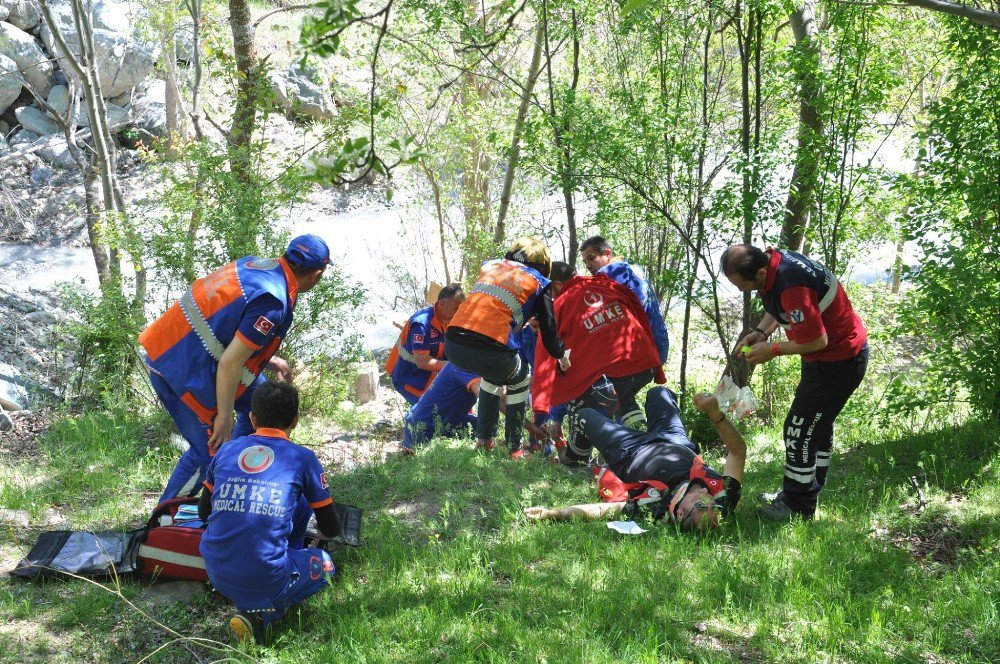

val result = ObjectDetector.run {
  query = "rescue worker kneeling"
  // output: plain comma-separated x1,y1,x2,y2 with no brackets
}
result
524,388,745,531
386,284,465,405
444,237,570,458
198,382,342,644
400,362,482,452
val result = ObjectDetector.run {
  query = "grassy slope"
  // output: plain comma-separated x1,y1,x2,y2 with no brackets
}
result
1,401,998,663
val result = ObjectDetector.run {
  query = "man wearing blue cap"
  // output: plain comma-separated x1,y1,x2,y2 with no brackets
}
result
140,235,330,507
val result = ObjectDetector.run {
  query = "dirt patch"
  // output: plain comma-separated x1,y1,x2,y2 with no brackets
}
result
385,497,441,527
883,511,980,568
0,410,51,461
0,619,74,663
691,620,766,663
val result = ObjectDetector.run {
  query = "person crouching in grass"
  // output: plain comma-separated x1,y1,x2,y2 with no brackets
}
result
198,381,342,644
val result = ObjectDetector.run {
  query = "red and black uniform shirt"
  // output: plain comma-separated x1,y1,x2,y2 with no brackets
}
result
760,249,867,362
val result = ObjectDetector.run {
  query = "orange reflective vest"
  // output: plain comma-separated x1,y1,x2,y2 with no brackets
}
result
139,257,298,424
448,259,549,349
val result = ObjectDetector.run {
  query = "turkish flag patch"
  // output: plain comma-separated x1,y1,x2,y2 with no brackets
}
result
413,333,424,344
320,472,329,489
254,316,275,335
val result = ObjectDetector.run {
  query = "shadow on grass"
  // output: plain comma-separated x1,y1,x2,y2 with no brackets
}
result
5,415,999,662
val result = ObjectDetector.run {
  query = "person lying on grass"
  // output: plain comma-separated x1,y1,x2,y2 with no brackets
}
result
524,389,746,531
198,381,342,644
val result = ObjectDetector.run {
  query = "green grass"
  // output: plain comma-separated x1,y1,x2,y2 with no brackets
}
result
1,406,998,663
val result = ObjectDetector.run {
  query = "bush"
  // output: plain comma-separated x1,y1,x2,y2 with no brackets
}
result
56,279,145,409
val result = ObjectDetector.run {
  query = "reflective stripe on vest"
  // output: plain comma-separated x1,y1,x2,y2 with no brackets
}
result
471,282,525,329
394,337,418,365
178,290,256,388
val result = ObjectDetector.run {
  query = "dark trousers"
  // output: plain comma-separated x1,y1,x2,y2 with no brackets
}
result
577,387,697,480
444,338,531,452
782,344,869,514
609,369,655,429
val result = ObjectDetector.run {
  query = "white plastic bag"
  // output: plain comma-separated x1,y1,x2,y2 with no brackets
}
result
714,375,758,421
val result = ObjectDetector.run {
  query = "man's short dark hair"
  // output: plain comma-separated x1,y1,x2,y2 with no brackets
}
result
550,261,576,283
579,236,613,254
720,244,769,280
251,381,299,430
437,283,464,301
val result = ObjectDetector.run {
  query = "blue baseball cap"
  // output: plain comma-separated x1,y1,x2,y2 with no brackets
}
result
285,234,330,270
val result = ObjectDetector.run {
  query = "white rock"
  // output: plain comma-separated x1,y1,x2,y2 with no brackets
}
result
0,21,55,96
40,0,159,98
0,53,21,114
15,105,59,135
44,86,129,128
130,90,166,137
2,0,40,31
0,506,28,525
108,88,132,107
353,361,379,404
269,64,336,121
141,78,166,105
8,127,38,146
31,134,76,167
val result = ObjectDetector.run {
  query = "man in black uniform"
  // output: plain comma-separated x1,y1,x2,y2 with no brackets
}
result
722,244,868,522
525,388,745,531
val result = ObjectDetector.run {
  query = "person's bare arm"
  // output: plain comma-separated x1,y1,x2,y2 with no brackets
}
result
523,502,626,522
208,337,256,452
414,353,447,372
735,312,779,351
266,355,293,382
692,393,746,482
744,332,828,366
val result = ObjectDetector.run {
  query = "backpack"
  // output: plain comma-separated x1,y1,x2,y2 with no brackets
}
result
10,498,365,581
137,497,208,581
9,497,205,581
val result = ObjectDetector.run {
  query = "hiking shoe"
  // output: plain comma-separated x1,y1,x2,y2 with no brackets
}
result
230,611,266,644
758,489,784,504
756,497,813,523
509,448,526,460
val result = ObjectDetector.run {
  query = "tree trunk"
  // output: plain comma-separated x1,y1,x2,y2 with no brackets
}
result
900,0,1000,31
542,1,579,258
495,18,546,245
186,0,205,139
460,0,493,276
781,0,822,252
420,162,451,284
228,0,259,183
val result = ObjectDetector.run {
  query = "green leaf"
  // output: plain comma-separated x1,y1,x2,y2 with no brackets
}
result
621,0,650,17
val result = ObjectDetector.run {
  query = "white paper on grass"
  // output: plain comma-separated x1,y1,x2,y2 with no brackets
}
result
607,521,648,535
